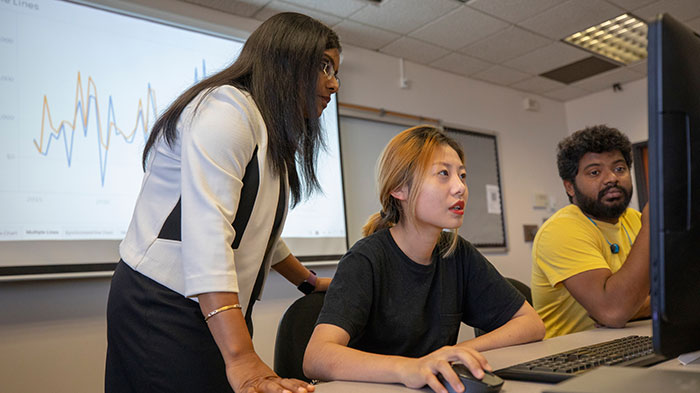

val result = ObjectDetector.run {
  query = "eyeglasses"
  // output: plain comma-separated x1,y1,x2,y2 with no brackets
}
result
320,60,340,88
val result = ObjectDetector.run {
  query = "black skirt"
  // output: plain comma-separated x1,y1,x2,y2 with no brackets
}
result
105,261,233,393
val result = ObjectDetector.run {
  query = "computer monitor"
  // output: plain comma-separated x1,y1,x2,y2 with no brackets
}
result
648,13,700,358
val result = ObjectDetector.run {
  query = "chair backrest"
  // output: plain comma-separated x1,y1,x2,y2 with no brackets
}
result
273,292,325,382
473,277,532,337
506,277,533,305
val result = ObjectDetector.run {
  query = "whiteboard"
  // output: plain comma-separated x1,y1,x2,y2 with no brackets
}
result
340,116,506,249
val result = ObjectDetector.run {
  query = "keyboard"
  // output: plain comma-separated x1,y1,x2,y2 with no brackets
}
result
494,335,667,383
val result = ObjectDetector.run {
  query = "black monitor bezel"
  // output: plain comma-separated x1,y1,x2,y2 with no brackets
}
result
648,13,700,358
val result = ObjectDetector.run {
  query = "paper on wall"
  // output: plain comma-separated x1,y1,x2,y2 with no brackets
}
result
486,184,501,214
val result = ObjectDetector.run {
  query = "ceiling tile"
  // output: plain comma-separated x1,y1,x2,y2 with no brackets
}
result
254,0,342,26
468,0,567,23
459,26,552,63
430,53,492,77
541,56,620,84
380,37,450,65
349,0,459,35
505,42,589,75
333,20,401,50
409,7,510,50
471,65,532,85
182,0,268,17
279,0,368,18
177,0,693,99
571,67,645,92
519,0,625,39
510,76,568,94
542,85,591,101
634,0,700,23
605,0,657,10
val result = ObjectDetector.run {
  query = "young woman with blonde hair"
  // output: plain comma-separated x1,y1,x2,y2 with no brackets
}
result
304,125,544,393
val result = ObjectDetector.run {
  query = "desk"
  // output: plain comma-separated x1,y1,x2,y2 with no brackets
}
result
314,320,700,393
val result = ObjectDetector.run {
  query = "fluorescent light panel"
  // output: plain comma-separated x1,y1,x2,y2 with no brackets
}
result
563,13,648,65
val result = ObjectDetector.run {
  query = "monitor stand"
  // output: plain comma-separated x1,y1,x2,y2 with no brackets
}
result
543,366,700,393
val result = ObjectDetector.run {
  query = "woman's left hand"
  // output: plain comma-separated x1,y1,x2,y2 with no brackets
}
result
272,253,332,292
313,277,331,292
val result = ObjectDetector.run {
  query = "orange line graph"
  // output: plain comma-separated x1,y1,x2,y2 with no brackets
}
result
33,71,157,185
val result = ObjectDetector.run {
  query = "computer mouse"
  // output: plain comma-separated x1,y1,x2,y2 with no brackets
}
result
437,363,504,393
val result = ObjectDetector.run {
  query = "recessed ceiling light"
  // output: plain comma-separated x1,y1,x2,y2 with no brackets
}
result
563,13,648,65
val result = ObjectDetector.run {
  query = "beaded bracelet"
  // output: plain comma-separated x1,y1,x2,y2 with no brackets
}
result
204,304,242,322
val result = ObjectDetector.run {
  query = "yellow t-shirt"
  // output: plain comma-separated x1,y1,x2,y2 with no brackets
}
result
531,204,642,339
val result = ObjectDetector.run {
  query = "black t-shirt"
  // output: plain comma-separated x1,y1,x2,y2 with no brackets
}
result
317,229,524,358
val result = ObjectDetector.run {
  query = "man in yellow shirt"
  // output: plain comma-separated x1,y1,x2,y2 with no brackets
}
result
532,125,650,338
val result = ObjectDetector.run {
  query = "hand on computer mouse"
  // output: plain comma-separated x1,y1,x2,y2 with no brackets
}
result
395,345,491,393
437,363,504,393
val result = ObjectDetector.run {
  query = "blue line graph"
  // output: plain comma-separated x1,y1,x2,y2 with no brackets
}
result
3,0,248,243
194,59,207,82
34,61,208,187
33,72,156,186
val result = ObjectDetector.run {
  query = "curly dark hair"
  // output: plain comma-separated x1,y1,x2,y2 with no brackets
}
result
557,125,632,201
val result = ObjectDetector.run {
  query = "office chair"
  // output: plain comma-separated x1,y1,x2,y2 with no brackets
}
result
473,277,532,337
273,292,325,382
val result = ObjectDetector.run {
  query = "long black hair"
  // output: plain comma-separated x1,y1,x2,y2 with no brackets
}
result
142,12,341,206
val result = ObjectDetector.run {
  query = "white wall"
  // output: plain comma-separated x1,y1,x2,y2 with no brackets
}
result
564,77,649,211
0,267,334,393
0,278,109,393
565,78,648,143
0,2,611,392
337,45,570,282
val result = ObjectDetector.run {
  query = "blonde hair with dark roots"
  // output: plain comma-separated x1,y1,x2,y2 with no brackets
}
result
361,125,465,257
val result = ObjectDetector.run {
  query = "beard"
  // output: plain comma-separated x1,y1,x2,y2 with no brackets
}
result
574,182,633,220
